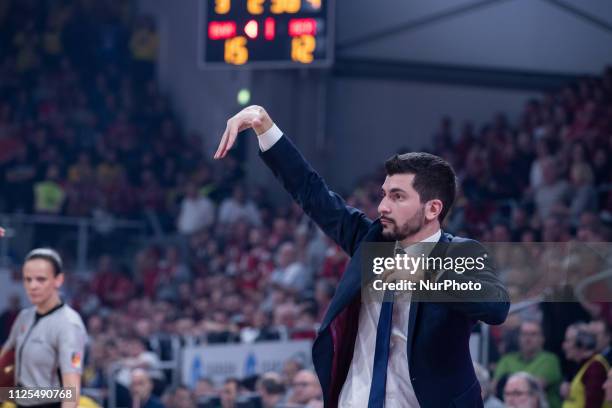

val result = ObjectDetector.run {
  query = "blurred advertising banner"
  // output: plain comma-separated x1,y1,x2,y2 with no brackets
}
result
182,340,312,385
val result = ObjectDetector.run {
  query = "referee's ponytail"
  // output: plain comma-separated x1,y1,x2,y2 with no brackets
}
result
24,248,63,276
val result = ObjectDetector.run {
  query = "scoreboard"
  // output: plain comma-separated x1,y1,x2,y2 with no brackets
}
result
200,0,333,68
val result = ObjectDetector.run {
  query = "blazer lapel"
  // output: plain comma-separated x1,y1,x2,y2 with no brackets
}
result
406,231,452,360
319,221,389,332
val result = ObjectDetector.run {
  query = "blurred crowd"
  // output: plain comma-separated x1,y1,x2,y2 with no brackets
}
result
1,1,612,407
474,319,612,408
0,0,243,231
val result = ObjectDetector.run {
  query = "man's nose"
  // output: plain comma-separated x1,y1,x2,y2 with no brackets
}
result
378,198,390,215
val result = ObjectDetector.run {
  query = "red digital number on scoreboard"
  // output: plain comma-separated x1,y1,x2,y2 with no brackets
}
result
288,18,316,36
208,21,237,40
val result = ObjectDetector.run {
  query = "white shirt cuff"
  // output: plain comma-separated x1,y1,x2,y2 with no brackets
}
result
258,124,283,152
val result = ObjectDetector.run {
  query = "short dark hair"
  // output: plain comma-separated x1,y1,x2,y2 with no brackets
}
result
24,248,63,276
384,152,457,222
259,377,286,395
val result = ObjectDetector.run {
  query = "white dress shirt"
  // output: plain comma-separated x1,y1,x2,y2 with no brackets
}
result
258,126,441,407
257,124,283,151
338,229,440,408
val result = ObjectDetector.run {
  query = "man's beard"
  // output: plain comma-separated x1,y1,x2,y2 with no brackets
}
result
381,205,425,241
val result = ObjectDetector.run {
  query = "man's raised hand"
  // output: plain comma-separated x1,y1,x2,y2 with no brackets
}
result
213,105,273,159
0,227,5,238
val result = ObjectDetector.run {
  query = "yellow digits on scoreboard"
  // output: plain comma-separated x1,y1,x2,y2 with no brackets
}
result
215,0,231,14
291,34,315,63
286,0,301,13
271,0,283,13
247,0,265,14
224,36,248,65
271,0,301,14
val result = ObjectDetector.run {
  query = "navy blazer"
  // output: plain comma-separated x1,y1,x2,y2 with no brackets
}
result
260,135,510,407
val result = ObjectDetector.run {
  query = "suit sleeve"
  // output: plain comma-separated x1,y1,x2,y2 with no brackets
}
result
433,239,510,325
260,135,372,256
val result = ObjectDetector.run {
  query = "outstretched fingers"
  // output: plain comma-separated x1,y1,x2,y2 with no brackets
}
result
214,107,263,159
221,122,238,158
214,125,229,159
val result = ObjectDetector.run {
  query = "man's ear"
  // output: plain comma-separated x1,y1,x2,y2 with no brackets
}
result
426,199,443,221
54,273,65,289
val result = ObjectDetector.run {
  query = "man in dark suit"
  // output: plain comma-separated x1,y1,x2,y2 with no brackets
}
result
214,106,510,407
